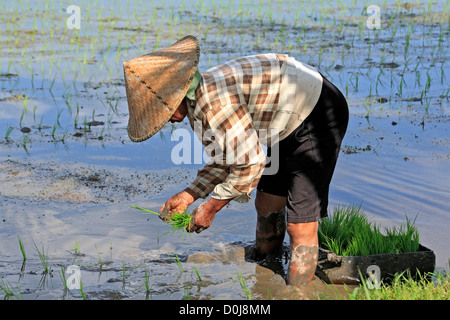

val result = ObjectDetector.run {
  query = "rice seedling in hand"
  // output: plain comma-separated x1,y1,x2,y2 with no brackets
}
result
131,206,193,239
164,211,193,239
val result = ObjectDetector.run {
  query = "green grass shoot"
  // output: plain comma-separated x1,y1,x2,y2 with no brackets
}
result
94,243,103,268
33,241,51,274
168,251,184,272
139,268,152,295
327,270,450,300
5,126,13,140
0,279,23,300
73,239,81,255
183,280,191,300
18,236,26,261
79,278,87,300
192,263,202,281
59,265,68,290
318,204,420,256
236,272,251,300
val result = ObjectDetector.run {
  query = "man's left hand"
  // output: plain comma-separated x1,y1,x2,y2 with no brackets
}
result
188,197,231,233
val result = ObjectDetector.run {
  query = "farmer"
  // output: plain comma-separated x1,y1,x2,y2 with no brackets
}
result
123,36,348,286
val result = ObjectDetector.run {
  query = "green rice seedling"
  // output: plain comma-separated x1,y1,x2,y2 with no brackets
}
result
318,205,420,256
56,109,64,127
49,74,56,92
18,235,26,261
61,129,69,143
166,211,193,239
192,263,202,281
404,23,412,59
31,71,35,89
94,243,103,269
139,268,152,296
83,116,88,133
236,272,251,300
22,95,28,113
384,215,420,254
364,97,377,119
32,105,37,123
183,280,192,300
51,124,57,139
19,110,25,128
121,263,141,285
168,251,184,272
59,265,68,290
72,240,81,256
130,206,160,216
98,126,105,140
0,279,23,300
5,126,13,140
33,241,51,274
22,134,30,154
79,278,87,300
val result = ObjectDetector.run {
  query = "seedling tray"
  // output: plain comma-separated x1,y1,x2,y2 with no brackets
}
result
316,244,436,285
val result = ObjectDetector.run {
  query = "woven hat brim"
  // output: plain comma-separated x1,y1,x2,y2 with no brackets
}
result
124,35,200,142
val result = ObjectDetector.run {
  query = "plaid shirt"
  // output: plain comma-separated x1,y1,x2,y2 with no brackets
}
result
185,53,321,203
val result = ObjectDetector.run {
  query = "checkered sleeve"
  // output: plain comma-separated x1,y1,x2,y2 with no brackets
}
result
186,105,266,203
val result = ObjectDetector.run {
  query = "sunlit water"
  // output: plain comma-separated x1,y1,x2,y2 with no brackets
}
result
0,0,449,299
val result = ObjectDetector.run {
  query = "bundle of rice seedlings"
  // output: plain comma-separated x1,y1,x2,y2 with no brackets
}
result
318,205,420,256
130,206,192,240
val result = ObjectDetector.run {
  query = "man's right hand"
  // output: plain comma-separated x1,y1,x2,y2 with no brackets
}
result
159,189,198,221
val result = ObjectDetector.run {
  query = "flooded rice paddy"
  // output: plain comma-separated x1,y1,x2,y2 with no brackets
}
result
0,0,449,300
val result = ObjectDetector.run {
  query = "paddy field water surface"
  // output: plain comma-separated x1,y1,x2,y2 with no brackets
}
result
0,0,449,300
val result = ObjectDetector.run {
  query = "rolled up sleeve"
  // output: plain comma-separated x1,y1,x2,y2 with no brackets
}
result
187,105,266,203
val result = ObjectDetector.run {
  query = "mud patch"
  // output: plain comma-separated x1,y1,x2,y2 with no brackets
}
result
0,159,195,205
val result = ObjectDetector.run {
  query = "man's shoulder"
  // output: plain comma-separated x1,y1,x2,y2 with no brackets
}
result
195,53,284,114
202,53,282,77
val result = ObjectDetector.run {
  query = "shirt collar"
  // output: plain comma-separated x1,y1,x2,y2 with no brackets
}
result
185,69,202,101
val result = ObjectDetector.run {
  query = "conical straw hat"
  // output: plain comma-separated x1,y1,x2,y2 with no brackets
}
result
123,35,200,142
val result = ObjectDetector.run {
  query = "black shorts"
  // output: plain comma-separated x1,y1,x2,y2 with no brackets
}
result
257,75,349,224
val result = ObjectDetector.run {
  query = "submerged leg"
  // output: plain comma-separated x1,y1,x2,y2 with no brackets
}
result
255,190,287,256
286,221,319,286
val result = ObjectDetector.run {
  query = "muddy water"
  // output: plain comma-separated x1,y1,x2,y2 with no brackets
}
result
0,108,448,300
1,0,449,300
0,152,353,300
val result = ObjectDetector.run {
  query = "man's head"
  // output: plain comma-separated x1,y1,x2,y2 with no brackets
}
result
169,99,188,123
123,35,200,142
